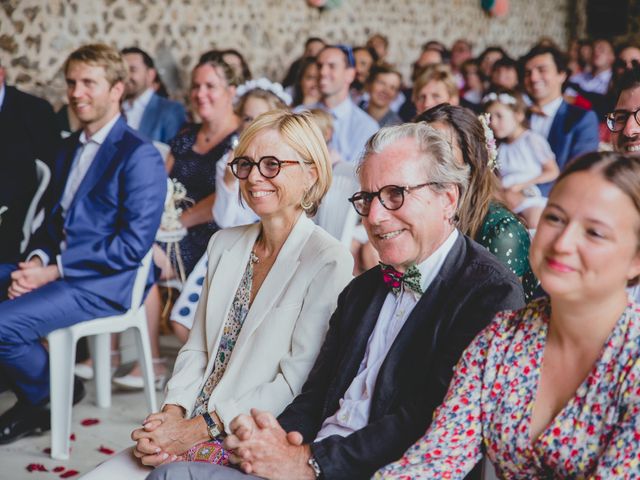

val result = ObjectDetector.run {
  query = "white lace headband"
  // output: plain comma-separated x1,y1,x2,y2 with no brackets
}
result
235,77,292,106
478,113,499,171
482,92,517,106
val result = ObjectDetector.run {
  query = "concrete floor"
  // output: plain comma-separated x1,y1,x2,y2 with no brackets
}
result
0,335,179,480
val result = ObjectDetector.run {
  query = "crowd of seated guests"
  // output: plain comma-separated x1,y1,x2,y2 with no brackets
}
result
0,29,639,480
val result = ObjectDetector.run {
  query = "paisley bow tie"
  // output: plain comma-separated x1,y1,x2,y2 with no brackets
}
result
379,263,423,296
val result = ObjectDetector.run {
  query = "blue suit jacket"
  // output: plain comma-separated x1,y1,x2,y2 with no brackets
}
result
138,93,186,144
540,100,599,195
29,116,167,309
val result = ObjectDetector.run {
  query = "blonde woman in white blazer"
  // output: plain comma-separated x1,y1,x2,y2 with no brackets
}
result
81,110,353,479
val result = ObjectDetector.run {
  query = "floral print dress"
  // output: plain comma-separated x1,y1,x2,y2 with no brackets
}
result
375,298,640,479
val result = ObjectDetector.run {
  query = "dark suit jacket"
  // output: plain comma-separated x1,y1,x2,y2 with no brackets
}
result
28,116,167,309
138,93,186,144
539,100,599,195
0,85,59,262
278,234,525,480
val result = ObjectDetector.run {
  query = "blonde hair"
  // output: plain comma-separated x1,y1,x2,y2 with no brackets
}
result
63,44,128,87
307,108,334,142
412,64,458,103
234,110,332,217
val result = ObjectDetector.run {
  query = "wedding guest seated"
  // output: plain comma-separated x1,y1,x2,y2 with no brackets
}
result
417,104,539,300
121,47,186,143
366,34,389,62
299,45,379,163
375,151,640,479
0,43,166,444
351,46,378,103
80,110,353,479
362,63,403,127
483,90,559,227
489,56,520,91
112,52,241,390
147,122,525,480
291,57,321,108
282,37,325,89
412,64,459,116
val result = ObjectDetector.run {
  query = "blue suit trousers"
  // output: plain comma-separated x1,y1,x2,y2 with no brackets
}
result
0,265,123,405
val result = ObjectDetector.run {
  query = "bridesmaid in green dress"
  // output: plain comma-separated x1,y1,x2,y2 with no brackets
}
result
416,104,538,300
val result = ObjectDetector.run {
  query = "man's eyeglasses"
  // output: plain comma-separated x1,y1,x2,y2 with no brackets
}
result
605,108,640,133
229,156,300,179
348,182,438,216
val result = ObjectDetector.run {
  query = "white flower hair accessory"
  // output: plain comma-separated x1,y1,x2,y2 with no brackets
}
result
482,92,517,106
478,113,499,171
235,77,292,106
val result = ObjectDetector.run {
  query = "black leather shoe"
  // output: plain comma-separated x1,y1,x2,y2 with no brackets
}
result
0,401,50,445
0,376,86,445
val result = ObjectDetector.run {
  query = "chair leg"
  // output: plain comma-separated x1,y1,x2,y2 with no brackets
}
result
90,333,112,408
133,309,158,413
48,329,76,460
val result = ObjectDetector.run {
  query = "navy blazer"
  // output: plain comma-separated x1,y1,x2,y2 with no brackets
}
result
278,234,525,480
138,93,186,144
28,116,167,309
540,100,599,195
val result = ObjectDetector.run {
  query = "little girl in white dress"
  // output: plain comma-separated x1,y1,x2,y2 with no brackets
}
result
483,90,559,228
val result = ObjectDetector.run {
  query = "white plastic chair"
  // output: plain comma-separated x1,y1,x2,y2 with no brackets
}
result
47,250,157,460
20,159,51,253
314,166,360,247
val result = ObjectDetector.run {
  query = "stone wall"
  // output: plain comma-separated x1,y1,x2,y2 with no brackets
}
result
0,0,571,106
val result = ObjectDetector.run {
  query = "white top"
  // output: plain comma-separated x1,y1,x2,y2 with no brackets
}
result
315,229,459,441
212,152,259,228
498,129,555,189
530,96,563,140
570,69,613,95
29,114,121,274
123,88,154,130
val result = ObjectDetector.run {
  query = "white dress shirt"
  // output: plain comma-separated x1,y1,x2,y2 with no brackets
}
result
529,96,563,140
29,114,121,274
122,88,154,130
315,229,459,441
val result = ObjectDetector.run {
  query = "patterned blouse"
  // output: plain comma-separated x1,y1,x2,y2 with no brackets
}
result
476,202,538,302
191,252,259,418
374,298,640,480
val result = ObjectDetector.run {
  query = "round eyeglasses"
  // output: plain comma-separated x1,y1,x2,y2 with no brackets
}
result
348,182,438,216
229,156,300,179
605,108,640,133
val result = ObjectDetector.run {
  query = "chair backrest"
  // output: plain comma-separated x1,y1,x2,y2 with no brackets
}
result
21,159,51,253
130,250,154,310
314,166,360,247
153,141,171,162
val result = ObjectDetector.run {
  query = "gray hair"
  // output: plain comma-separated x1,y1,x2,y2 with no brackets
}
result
359,123,470,212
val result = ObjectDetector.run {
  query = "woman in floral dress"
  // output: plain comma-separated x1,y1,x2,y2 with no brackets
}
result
375,151,640,479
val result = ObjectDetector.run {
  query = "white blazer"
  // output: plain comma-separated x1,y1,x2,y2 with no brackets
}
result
163,214,353,430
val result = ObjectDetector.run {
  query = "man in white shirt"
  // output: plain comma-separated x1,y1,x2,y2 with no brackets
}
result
523,45,599,195
146,123,525,480
301,45,379,163
121,47,186,143
0,44,166,444
569,38,614,96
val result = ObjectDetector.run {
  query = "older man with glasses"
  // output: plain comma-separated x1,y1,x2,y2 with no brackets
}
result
148,123,525,480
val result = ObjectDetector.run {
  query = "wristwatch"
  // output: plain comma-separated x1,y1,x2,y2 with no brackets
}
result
307,456,322,479
202,412,222,439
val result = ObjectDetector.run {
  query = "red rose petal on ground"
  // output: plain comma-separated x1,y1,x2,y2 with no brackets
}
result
42,448,51,454
26,463,48,472
98,445,115,455
60,470,79,478
80,418,100,426
53,466,65,472
70,433,76,440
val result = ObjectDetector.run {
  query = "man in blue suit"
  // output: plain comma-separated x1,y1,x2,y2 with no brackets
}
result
0,44,166,444
523,45,599,195
121,47,186,144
